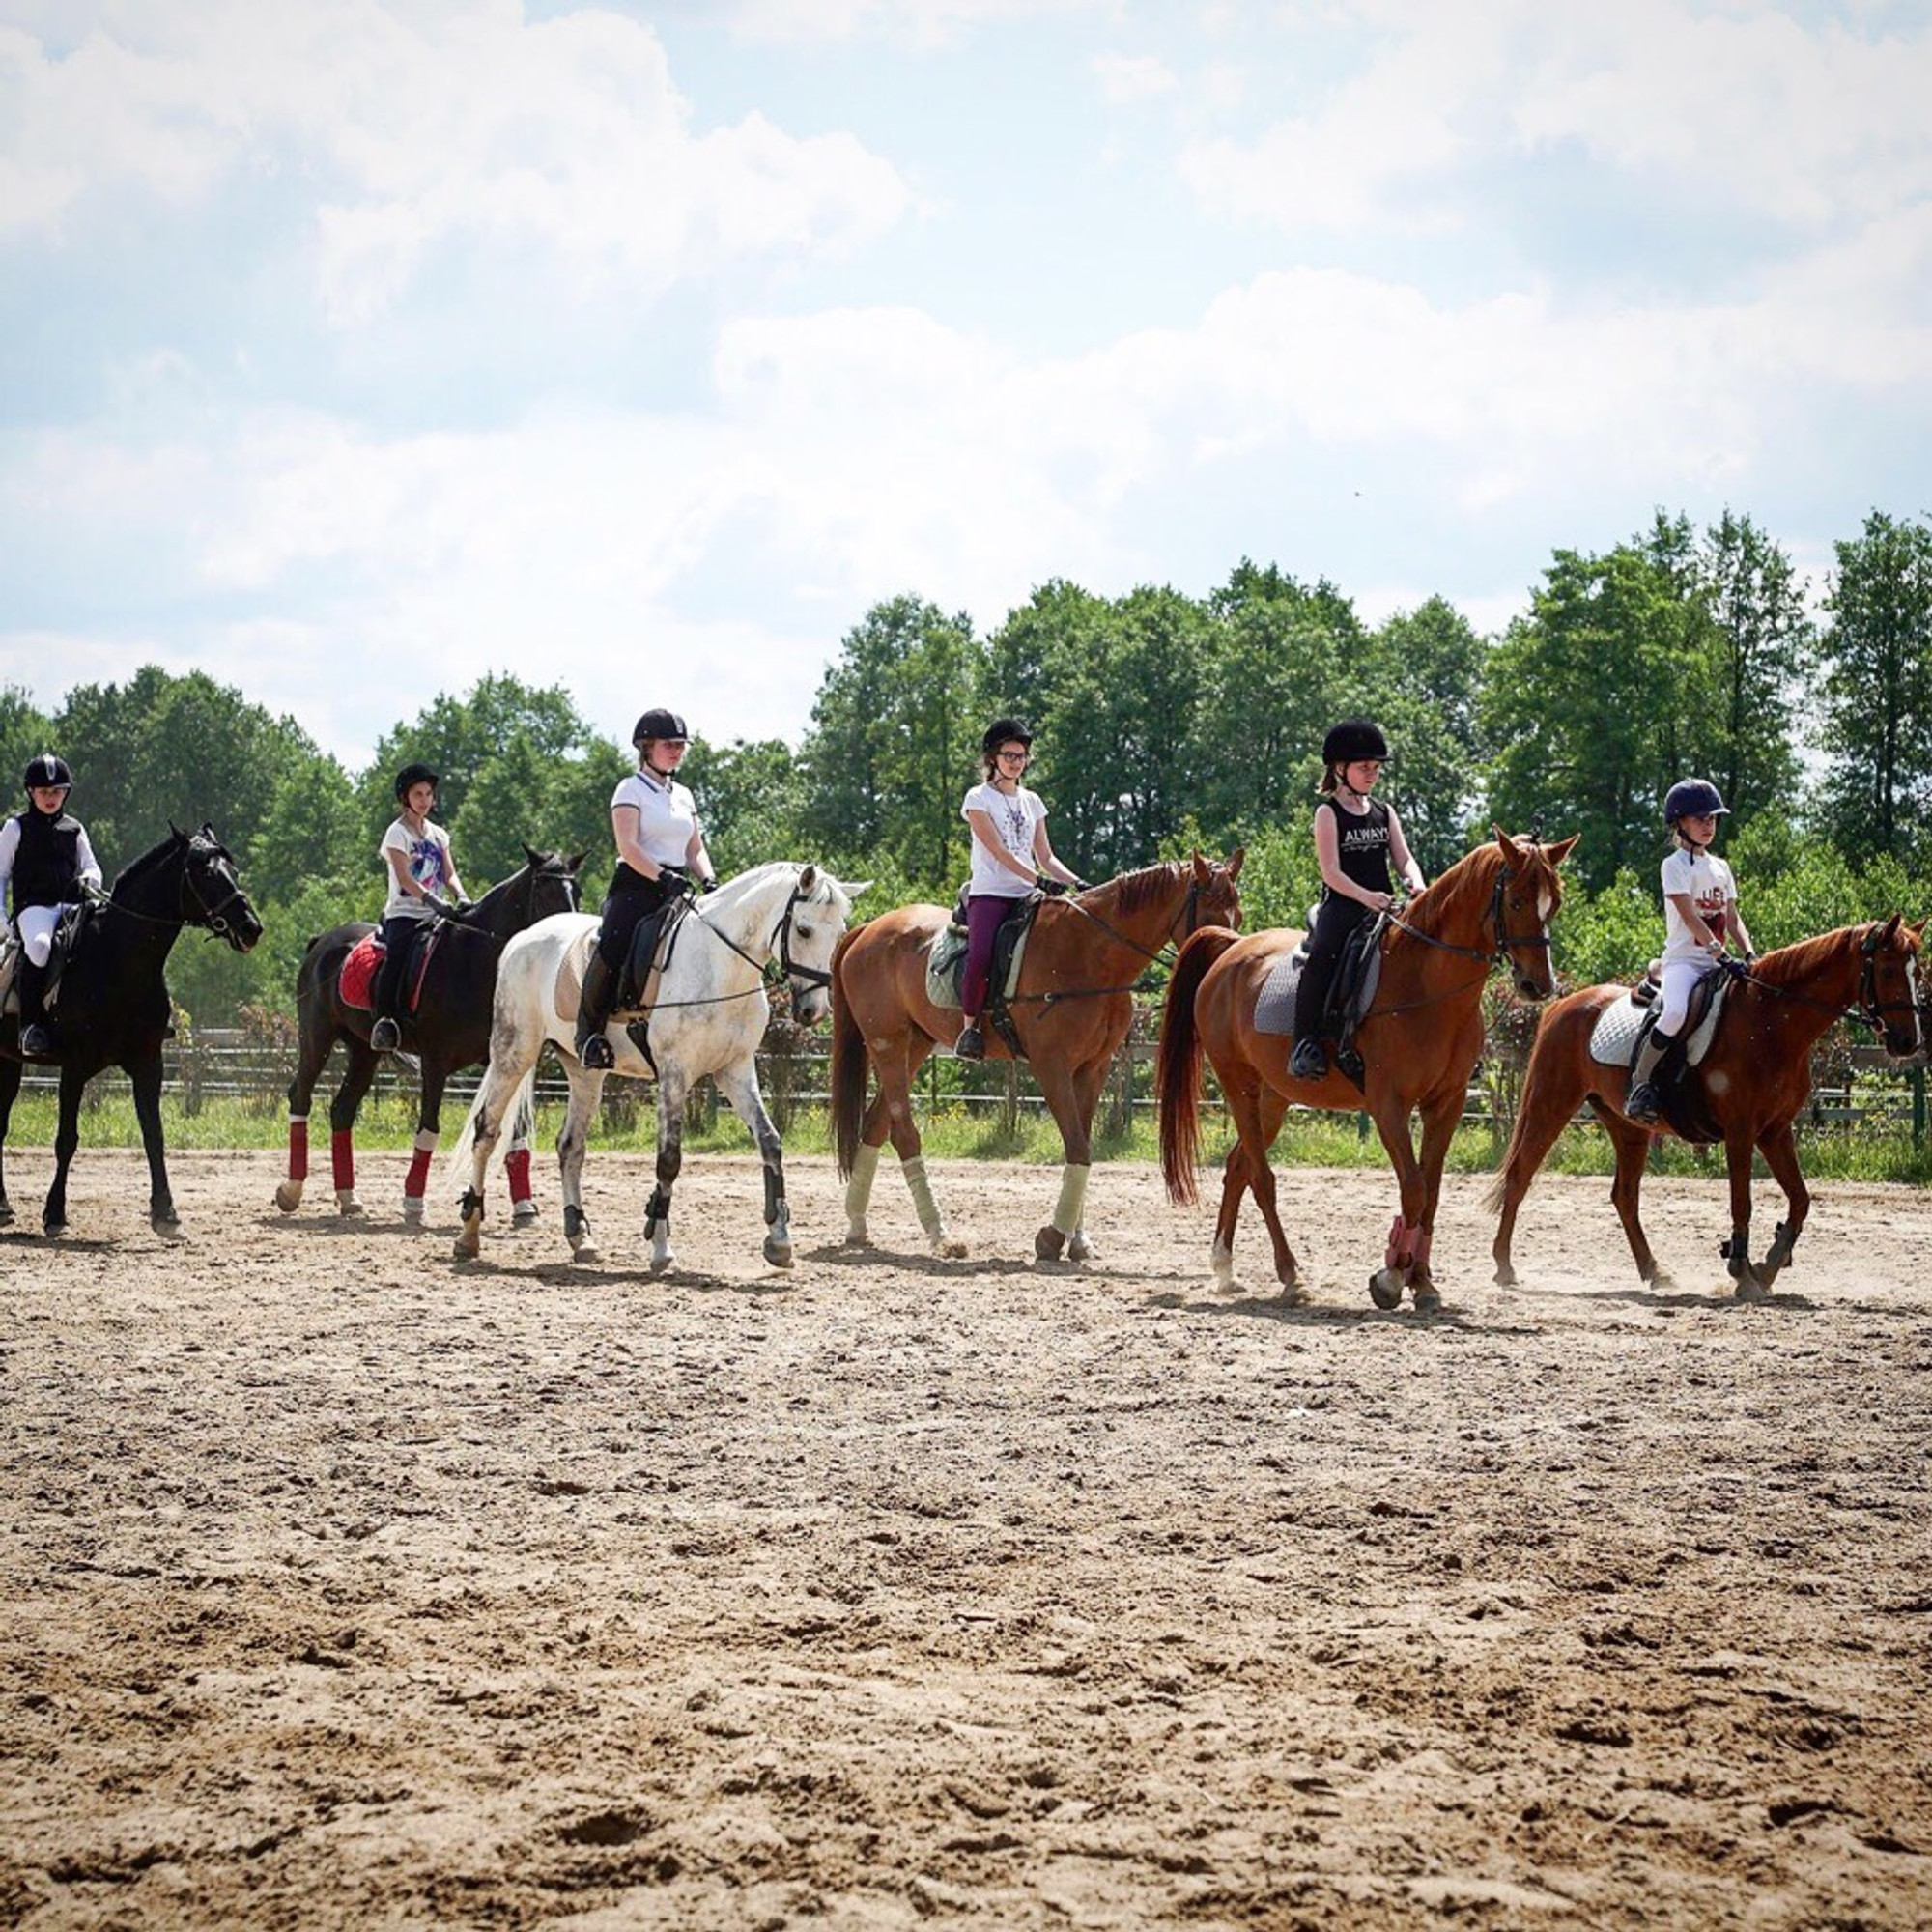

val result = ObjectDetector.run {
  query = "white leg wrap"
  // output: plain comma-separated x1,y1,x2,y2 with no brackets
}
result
844,1143,881,1231
901,1154,947,1237
1052,1164,1091,1237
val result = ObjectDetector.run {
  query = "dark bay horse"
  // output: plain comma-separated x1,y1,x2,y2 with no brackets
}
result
276,846,582,1225
1490,916,1926,1297
833,852,1245,1262
0,824,263,1236
1159,830,1578,1311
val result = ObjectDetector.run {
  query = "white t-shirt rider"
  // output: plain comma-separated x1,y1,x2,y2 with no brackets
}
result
381,817,455,921
1661,846,1737,965
960,781,1047,898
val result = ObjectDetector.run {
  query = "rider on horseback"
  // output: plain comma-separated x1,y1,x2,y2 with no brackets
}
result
369,763,469,1052
577,708,718,1070
1625,777,1756,1125
955,717,1085,1061
1,753,103,1059
1290,720,1426,1083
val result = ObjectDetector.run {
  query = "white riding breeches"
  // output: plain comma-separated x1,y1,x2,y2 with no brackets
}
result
1656,956,1710,1037
16,903,64,967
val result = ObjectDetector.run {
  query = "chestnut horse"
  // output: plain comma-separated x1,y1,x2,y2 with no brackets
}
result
1490,916,1926,1298
1159,830,1578,1311
833,852,1245,1262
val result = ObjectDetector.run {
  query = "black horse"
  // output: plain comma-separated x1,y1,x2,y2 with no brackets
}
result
0,823,264,1237
276,845,582,1224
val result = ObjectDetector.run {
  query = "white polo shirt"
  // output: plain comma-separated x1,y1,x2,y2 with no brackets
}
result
612,769,699,868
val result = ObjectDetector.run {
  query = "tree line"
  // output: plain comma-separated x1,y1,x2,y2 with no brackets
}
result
3,506,1926,1030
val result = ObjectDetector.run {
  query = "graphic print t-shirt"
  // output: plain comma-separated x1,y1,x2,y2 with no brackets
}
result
382,817,453,919
1661,846,1737,964
961,782,1046,897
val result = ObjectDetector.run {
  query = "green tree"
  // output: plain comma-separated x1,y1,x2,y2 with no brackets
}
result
681,737,810,880
1818,511,1932,867
0,684,56,792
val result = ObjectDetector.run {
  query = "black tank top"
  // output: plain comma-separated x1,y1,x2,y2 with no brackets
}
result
1321,795,1392,901
9,809,85,913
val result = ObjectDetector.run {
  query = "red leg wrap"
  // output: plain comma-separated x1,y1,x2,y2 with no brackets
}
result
1385,1215,1406,1270
405,1148,433,1201
289,1119,309,1182
331,1128,355,1193
506,1148,532,1203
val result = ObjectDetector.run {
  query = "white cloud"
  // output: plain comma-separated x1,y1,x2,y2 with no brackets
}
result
1091,51,1178,105
722,0,1105,48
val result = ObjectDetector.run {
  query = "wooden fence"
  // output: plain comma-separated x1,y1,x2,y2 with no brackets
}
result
14,1026,1927,1148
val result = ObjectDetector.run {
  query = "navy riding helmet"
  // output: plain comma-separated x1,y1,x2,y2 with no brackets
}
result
1664,778,1727,823
1321,718,1389,766
23,753,73,792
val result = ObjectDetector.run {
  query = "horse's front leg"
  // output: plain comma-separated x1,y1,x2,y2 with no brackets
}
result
717,1058,793,1269
1365,1092,1426,1311
0,1053,21,1226
1720,1126,1765,1299
401,1062,446,1229
1751,1119,1809,1292
327,1044,381,1217
128,1049,180,1236
43,1061,86,1237
1403,1085,1464,1314
644,1072,687,1275
1031,1063,1096,1264
275,1020,335,1214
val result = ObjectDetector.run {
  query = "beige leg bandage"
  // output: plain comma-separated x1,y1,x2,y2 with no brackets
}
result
901,1154,946,1237
1052,1163,1091,1237
844,1143,881,1229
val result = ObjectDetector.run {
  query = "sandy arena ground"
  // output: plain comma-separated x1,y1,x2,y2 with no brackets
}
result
2,1143,1929,1930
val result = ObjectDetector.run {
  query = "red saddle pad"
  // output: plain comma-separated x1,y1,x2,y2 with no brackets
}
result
340,932,382,1010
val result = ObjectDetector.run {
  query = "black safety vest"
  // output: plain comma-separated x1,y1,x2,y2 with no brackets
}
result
9,809,86,913
1321,795,1392,900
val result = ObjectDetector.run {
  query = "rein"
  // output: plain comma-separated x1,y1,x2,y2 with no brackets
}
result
1369,864,1553,1020
92,845,249,938
1009,875,1206,1008
641,875,832,1010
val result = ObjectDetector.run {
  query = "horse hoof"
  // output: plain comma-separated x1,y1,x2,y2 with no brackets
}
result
841,1228,871,1248
511,1201,540,1225
1492,1264,1517,1287
336,1194,365,1218
0,1200,14,1227
931,1235,967,1259
1412,1284,1442,1315
1035,1226,1067,1262
1280,1282,1311,1307
649,1253,674,1276
153,1213,183,1239
764,1238,795,1269
43,1221,67,1239
1067,1234,1094,1263
1368,1267,1405,1310
1734,1271,1771,1302
574,1243,603,1265
273,1181,303,1214
401,1199,425,1230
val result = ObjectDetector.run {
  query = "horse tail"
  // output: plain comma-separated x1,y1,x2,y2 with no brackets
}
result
1483,1001,1568,1214
1158,926,1239,1207
448,1063,534,1191
830,929,870,1179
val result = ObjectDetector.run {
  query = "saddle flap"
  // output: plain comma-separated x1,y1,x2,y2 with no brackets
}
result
553,927,593,1027
924,897,1035,1013
339,931,383,1011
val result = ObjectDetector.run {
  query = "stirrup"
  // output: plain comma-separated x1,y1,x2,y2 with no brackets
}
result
1626,1081,1662,1124
1289,1037,1327,1081
19,1022,59,1060
579,1028,614,1069
955,1023,985,1061
369,1015,401,1051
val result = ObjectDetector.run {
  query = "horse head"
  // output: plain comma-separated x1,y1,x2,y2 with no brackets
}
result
180,823,264,952
772,864,868,1027
521,843,585,921
1862,913,1927,1061
1491,826,1579,1000
1188,847,1245,933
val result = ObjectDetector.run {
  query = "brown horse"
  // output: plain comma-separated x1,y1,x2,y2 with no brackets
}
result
1490,916,1926,1298
833,852,1245,1261
1158,830,1578,1311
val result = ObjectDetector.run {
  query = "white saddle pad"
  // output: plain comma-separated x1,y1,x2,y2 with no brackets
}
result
1587,980,1729,1069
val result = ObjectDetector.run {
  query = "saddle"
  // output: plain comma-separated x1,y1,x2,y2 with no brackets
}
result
1587,961,1733,1143
1254,909,1389,1067
337,920,444,1016
925,893,1039,1052
0,903,89,1017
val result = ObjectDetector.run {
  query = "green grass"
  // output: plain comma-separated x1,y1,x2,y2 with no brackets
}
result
5,1091,1927,1184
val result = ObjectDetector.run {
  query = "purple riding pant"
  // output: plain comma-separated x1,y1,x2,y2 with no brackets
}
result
962,893,1026,1016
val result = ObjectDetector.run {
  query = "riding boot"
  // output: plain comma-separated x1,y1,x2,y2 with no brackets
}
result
1625,1028,1679,1125
369,920,409,1051
577,952,617,1069
1289,1037,1327,1081
955,1020,985,1061
18,961,58,1059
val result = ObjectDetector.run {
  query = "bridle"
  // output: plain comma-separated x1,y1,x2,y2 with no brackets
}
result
1730,923,1926,1051
650,873,837,1009
1384,862,1553,967
96,837,253,937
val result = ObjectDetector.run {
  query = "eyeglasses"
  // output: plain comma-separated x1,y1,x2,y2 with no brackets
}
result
996,750,1030,763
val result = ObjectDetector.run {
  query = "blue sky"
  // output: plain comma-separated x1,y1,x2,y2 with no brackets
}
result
2,0,1928,770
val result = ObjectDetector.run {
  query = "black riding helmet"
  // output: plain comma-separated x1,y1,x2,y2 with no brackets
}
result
393,761,440,802
981,717,1035,759
633,708,690,748
22,753,73,793
1321,719,1390,766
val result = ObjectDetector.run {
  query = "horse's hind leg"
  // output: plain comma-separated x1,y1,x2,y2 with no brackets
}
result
452,1057,524,1262
1210,1085,1289,1291
555,1063,606,1263
1219,1073,1301,1300
400,1061,447,1229
718,1057,793,1268
1492,1056,1591,1286
327,1045,381,1217
43,1062,85,1237
276,1020,335,1213
1751,1119,1808,1292
0,1053,21,1225
1594,1100,1665,1286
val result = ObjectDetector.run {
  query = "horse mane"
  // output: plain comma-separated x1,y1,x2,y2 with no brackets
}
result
1104,861,1187,919
1750,923,1863,986
1406,839,1500,937
108,827,188,897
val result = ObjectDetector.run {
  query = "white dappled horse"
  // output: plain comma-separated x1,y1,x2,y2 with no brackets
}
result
449,862,864,1269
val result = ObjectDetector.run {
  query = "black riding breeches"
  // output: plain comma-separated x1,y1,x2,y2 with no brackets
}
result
1293,897,1371,1041
597,876,676,975
375,914,426,1019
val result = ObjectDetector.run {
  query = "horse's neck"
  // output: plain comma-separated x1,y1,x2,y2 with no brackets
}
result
692,869,791,978
105,854,185,959
1757,938,1860,1042
1385,861,1493,983
473,869,528,936
1086,879,1186,961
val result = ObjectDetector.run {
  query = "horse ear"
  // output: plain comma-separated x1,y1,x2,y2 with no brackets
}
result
1492,824,1524,863
1913,916,1928,939
1226,845,1246,879
1190,851,1208,880
1880,911,1902,939
797,864,818,895
568,851,586,872
170,819,185,840
838,878,874,903
523,841,540,866
1545,833,1580,867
